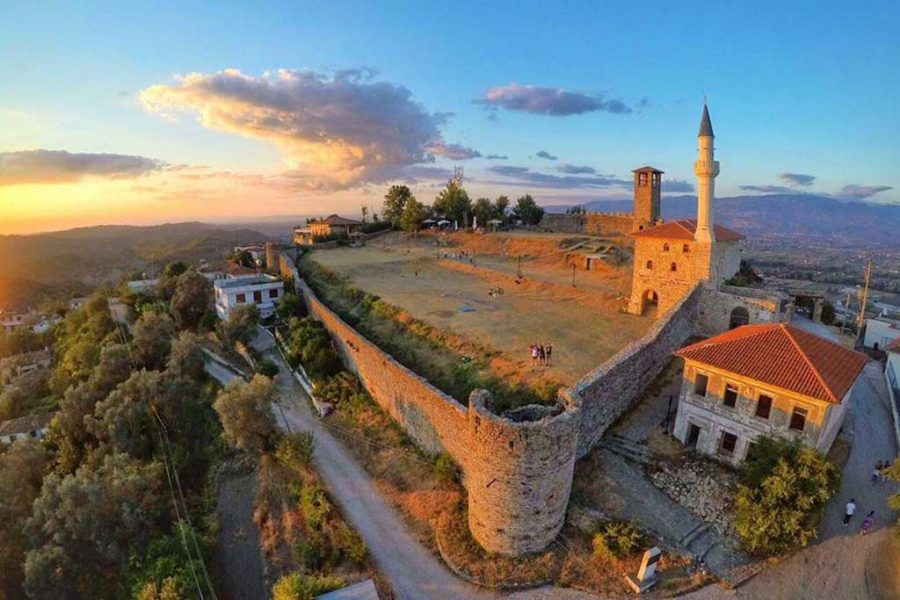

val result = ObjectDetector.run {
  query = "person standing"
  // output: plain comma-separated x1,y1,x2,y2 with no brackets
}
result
872,462,882,485
843,499,857,527
860,511,875,535
530,344,538,366
546,342,553,366
538,344,546,365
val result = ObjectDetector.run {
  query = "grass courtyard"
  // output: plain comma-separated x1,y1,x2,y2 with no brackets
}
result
303,231,652,401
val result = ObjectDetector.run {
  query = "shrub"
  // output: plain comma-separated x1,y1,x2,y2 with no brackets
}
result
276,432,316,471
272,573,343,600
734,436,839,556
293,534,325,571
592,521,646,560
299,483,332,530
256,359,279,378
433,453,458,485
337,522,368,566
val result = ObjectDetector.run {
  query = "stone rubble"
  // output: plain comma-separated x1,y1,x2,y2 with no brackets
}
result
649,457,738,535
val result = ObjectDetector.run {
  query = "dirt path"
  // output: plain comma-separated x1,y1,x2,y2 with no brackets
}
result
216,471,268,600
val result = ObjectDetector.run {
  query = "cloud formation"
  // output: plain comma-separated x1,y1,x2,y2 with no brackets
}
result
779,172,815,187
478,84,632,116
556,164,596,175
486,165,628,190
0,149,164,186
426,142,481,160
141,68,471,189
484,154,508,160
536,150,558,161
739,184,796,194
839,184,892,199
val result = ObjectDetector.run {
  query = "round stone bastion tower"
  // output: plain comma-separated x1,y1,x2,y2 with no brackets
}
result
465,390,580,555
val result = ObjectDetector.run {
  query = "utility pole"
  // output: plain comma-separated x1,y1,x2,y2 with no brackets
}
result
841,288,852,334
571,263,576,288
856,256,872,337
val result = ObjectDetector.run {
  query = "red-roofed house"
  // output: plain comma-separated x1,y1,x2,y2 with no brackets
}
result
672,323,868,464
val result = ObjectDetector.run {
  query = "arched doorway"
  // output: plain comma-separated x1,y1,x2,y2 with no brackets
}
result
729,306,750,329
643,290,659,315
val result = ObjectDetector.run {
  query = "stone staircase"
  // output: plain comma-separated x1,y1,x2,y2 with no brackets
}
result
598,432,660,466
678,521,719,561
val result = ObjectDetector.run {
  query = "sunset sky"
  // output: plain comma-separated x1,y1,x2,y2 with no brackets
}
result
1,1,898,235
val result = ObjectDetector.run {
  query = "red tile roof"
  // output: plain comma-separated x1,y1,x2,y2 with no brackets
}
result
318,214,362,226
675,323,868,404
632,219,744,242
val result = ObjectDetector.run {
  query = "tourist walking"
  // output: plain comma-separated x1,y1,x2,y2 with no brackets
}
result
843,498,856,527
872,462,882,485
538,344,546,365
860,511,875,535
546,343,553,366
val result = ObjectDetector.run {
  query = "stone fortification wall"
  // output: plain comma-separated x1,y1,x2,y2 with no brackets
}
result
285,253,579,555
698,286,788,336
540,212,635,236
566,285,702,457
466,392,579,555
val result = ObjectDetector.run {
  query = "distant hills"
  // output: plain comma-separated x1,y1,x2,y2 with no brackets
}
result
0,222,268,308
546,194,900,246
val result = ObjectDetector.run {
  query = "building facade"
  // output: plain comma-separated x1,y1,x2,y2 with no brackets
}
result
294,214,362,245
0,412,55,445
672,323,867,465
214,274,285,320
863,316,900,351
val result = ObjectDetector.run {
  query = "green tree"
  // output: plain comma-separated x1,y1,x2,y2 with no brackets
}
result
132,312,176,371
0,441,48,598
219,303,260,346
272,573,343,600
821,300,836,326
169,270,212,330
276,293,305,321
399,197,427,234
23,453,164,598
382,185,413,228
276,431,316,471
163,262,187,279
512,194,545,225
472,197,496,226
494,195,510,221
87,370,162,460
213,374,277,454
734,437,839,556
285,317,343,381
433,180,471,225
166,331,207,381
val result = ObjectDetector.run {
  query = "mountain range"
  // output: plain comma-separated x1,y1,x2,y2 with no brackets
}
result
546,194,899,246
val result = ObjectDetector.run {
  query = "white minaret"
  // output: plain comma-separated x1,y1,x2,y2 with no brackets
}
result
693,104,719,243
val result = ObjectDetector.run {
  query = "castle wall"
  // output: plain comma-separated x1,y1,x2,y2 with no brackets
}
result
568,285,702,457
540,212,635,237
698,286,787,336
285,253,578,555
539,214,586,233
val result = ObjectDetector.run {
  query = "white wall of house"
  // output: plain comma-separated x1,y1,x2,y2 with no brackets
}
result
863,317,900,350
214,276,284,320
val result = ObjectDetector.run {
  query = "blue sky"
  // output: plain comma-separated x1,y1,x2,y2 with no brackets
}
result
1,1,898,233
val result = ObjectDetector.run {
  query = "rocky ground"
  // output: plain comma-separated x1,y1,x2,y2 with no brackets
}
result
649,458,738,536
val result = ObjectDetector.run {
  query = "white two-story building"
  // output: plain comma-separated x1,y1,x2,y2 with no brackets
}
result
214,274,284,320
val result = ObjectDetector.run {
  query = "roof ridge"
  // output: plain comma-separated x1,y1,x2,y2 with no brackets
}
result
676,323,774,354
781,324,837,403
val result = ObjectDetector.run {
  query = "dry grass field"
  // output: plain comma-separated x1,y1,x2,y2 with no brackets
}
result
308,231,652,388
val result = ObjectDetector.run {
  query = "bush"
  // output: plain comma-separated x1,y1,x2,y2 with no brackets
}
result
299,483,332,531
735,437,839,556
433,453,458,485
256,359,279,378
272,573,343,600
592,521,646,560
337,522,367,566
276,432,316,471
293,534,326,571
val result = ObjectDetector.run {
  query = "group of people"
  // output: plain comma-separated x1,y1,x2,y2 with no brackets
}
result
530,343,553,366
871,460,893,485
842,498,876,535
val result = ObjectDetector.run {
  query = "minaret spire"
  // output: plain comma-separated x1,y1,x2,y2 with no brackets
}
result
694,102,719,243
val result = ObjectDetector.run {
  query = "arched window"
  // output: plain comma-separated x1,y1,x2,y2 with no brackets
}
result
682,244,690,253
729,306,750,329
646,260,653,269
670,262,677,272
663,243,670,252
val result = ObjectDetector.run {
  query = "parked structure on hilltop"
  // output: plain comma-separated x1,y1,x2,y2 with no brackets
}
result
294,214,362,245
673,323,867,464
0,412,55,445
214,273,284,320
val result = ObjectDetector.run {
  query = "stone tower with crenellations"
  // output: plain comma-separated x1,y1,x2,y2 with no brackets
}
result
631,166,663,232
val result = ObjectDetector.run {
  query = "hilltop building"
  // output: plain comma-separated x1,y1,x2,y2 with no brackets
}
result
863,316,900,351
294,214,362,245
0,412,55,445
214,274,284,320
673,324,867,464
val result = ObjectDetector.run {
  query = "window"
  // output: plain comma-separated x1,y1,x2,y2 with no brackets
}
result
236,293,246,304
646,260,653,270
756,395,772,419
253,290,263,303
789,407,808,432
670,262,678,272
663,243,670,252
694,373,709,397
269,289,279,299
682,244,690,253
723,384,739,408
719,432,738,455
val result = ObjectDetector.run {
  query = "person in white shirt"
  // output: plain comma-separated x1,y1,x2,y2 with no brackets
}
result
843,499,856,526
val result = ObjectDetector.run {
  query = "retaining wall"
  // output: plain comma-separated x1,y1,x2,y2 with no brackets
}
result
566,285,702,457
